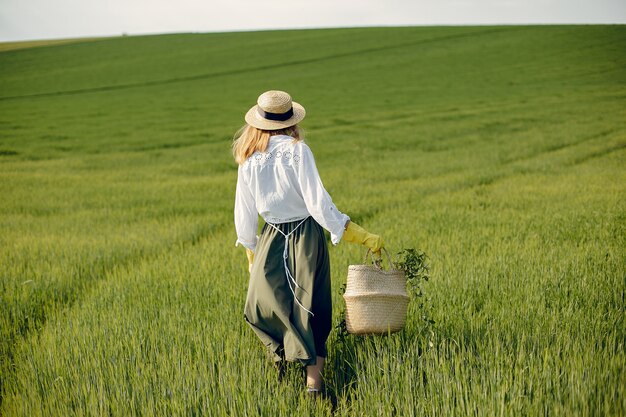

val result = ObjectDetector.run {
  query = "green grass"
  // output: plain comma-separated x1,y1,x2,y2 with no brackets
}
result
1,25,625,416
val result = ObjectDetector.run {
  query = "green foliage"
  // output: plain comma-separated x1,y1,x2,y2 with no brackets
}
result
396,248,436,345
1,25,625,416
396,248,430,298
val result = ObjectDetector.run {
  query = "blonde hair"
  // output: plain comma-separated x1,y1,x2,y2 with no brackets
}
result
232,124,303,165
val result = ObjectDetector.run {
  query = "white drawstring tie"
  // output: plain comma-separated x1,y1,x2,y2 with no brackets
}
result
267,217,314,316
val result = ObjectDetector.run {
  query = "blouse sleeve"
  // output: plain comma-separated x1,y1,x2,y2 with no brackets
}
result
234,164,259,251
296,143,350,244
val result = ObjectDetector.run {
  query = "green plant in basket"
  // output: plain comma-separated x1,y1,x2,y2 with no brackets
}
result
396,248,435,343
395,248,430,299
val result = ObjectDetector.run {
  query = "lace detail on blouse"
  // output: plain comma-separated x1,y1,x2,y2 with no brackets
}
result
244,150,301,167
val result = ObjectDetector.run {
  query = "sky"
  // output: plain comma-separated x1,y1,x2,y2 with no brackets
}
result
1,0,625,42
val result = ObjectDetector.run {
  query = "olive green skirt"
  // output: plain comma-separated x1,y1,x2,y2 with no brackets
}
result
244,217,332,366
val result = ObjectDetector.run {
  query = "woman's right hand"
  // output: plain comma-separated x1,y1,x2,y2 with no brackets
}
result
342,221,384,256
246,248,254,272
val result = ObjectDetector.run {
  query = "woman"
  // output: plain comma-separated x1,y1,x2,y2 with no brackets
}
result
233,90,383,395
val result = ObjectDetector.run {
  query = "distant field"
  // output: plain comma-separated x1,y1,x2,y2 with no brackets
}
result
0,25,624,416
0,36,109,52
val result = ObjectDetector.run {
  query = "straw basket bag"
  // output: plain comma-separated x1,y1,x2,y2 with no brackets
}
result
343,249,409,335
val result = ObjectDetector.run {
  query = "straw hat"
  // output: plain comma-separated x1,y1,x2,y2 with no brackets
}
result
245,90,306,130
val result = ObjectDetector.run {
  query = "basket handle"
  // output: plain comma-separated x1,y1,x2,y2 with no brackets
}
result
363,248,397,270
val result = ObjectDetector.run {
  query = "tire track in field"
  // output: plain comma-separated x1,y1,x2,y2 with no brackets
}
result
569,141,626,166
376,128,625,207
457,130,626,191
0,220,228,407
501,128,620,165
0,27,524,101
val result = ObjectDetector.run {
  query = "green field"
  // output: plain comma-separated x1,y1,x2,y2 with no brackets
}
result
0,37,107,53
1,25,625,416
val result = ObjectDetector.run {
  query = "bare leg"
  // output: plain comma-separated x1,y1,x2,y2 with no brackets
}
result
306,356,325,390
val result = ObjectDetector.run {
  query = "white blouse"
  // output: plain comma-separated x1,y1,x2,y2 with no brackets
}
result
234,135,350,251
